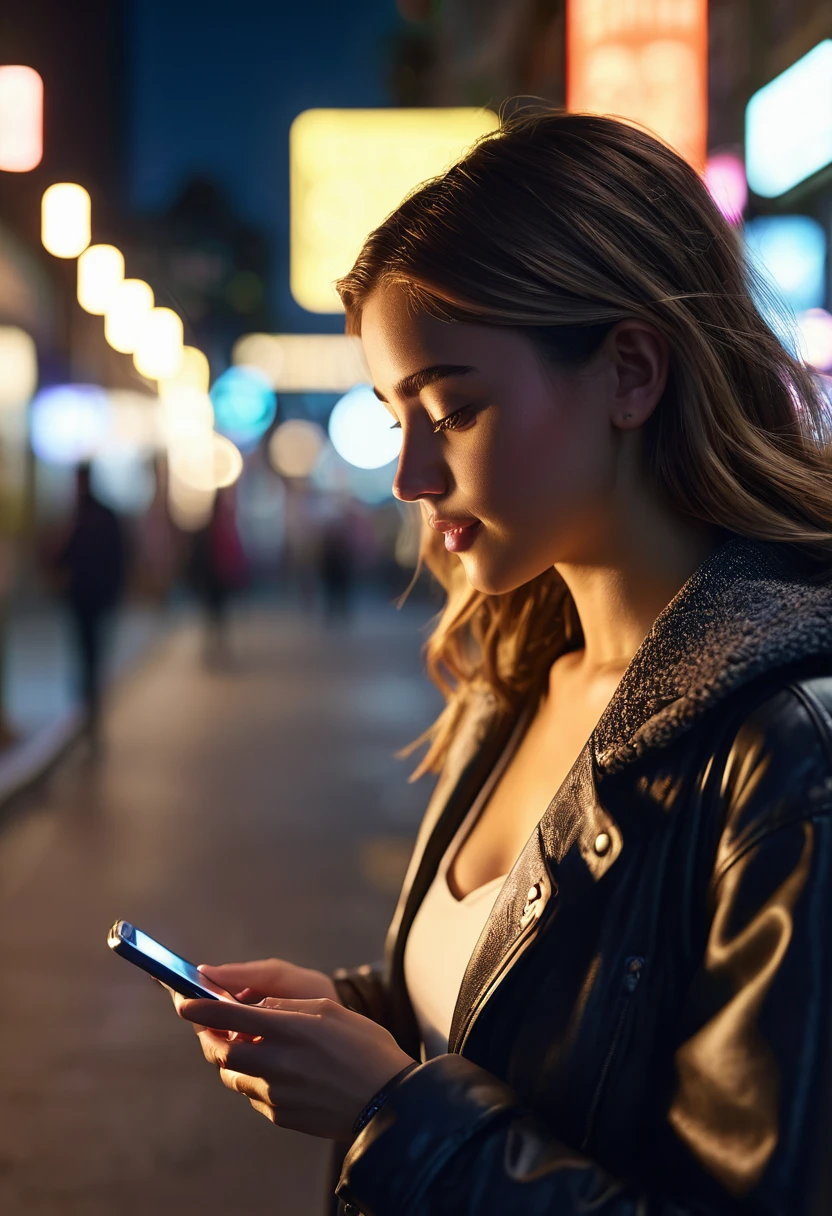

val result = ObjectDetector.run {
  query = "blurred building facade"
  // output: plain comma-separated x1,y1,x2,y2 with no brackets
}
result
389,0,832,311
0,0,273,392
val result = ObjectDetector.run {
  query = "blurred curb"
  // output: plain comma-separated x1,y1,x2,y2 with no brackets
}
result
0,608,176,814
0,706,86,810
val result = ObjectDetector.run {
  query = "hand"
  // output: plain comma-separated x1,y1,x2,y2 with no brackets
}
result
196,958,342,1005
174,993,416,1140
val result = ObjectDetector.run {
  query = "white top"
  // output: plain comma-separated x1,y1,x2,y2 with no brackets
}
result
404,794,509,1060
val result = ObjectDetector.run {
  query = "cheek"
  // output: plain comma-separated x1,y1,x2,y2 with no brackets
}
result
477,396,607,524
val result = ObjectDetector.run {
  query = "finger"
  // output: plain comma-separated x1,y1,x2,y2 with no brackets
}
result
197,1029,236,1067
197,961,288,992
234,987,266,1005
248,1098,278,1124
178,996,330,1039
219,1067,267,1103
173,990,208,1033
200,1034,271,1078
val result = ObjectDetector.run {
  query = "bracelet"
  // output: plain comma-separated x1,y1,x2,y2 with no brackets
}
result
352,1062,420,1137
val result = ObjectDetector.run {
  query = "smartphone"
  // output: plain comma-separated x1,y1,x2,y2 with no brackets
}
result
107,919,235,1001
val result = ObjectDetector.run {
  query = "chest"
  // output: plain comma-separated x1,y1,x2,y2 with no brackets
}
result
448,669,624,899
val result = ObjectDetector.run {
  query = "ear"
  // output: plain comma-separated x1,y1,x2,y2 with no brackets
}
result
605,321,669,430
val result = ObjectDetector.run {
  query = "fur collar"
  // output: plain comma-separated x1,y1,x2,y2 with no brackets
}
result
592,535,832,776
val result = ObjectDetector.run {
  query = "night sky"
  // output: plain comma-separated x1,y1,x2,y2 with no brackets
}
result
127,0,401,331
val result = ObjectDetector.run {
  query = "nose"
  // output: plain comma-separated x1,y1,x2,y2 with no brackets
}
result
392,427,446,503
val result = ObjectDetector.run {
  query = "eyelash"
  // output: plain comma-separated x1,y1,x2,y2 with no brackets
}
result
389,405,475,434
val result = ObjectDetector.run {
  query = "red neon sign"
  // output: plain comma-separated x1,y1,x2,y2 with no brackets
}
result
567,0,708,170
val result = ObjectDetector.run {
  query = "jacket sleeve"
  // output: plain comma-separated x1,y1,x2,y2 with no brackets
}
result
332,962,396,1034
336,802,832,1216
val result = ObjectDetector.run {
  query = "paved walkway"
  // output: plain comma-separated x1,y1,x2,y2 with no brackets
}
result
0,598,441,1215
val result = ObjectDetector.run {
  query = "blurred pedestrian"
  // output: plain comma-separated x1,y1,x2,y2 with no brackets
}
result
54,463,126,743
319,511,354,625
188,487,247,666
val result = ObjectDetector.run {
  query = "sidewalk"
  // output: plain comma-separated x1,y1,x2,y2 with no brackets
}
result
0,597,440,1215
0,601,172,807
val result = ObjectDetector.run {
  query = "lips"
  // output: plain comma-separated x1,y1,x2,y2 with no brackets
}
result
430,516,481,554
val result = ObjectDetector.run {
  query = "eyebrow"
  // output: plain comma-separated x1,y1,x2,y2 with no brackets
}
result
373,363,476,403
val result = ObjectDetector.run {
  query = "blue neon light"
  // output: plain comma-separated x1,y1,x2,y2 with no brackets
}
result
210,365,276,451
746,40,832,198
744,215,827,317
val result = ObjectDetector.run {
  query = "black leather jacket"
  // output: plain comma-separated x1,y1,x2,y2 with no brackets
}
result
331,536,832,1216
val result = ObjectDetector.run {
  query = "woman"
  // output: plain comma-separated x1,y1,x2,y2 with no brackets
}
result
172,110,832,1215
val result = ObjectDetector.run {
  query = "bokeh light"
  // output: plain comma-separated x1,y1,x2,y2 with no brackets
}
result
0,66,43,171
0,326,37,409
169,432,243,493
30,385,110,465
104,279,154,354
797,309,832,372
312,441,397,505
328,384,402,470
746,39,832,198
210,365,276,450
159,386,214,448
77,244,124,315
168,477,215,533
41,183,91,258
91,452,157,516
704,152,747,225
233,333,369,391
133,307,184,380
158,345,210,395
744,216,827,314
268,418,326,478
104,391,162,456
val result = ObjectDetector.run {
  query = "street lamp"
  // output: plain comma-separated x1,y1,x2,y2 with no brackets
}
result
77,244,125,314
158,344,210,395
41,183,91,258
133,307,184,380
104,279,154,354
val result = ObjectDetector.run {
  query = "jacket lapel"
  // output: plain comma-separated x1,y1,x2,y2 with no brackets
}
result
449,536,832,1052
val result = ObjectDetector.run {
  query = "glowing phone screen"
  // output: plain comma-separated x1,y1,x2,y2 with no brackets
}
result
132,928,208,990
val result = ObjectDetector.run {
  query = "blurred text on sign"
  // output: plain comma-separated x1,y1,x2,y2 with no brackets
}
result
566,0,708,170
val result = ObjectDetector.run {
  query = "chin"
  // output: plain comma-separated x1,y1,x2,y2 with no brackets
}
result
459,553,546,597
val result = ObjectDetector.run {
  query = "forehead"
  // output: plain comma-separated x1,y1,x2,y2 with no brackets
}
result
360,281,497,389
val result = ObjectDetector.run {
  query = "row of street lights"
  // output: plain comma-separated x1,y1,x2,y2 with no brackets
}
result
40,182,197,384
36,179,246,527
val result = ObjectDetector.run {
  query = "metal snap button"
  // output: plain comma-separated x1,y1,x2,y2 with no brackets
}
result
594,832,611,856
520,880,546,928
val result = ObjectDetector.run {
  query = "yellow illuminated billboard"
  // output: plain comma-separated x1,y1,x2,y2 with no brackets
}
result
290,107,498,314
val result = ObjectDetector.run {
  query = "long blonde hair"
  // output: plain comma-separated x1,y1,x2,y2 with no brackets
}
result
336,108,832,777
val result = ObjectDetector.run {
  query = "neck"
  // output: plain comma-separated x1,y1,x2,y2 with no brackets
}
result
553,514,725,683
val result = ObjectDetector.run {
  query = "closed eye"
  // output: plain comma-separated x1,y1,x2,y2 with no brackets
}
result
432,405,476,434
388,404,479,433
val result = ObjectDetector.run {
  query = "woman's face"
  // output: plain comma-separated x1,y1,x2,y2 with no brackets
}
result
360,282,641,596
